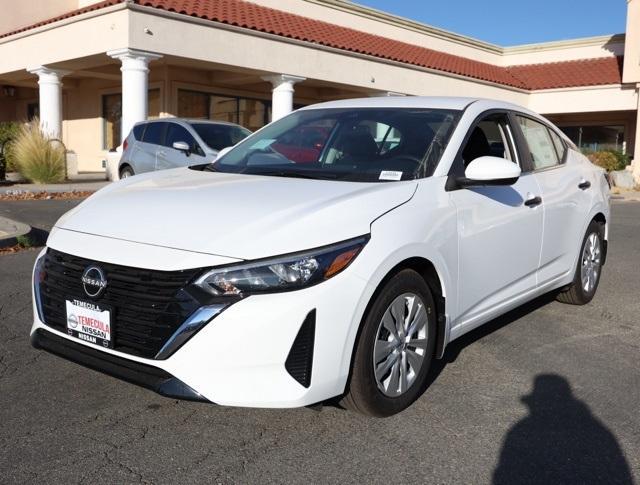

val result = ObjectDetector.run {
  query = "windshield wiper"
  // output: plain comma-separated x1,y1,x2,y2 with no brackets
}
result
242,169,339,180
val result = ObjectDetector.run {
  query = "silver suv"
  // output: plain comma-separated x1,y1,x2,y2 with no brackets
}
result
118,118,251,178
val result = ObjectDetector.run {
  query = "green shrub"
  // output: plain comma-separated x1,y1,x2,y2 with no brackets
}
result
603,149,630,170
16,234,34,248
13,119,65,184
0,121,20,172
587,151,620,172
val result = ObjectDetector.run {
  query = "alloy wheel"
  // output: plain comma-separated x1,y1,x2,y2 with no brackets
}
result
373,293,429,397
581,232,601,293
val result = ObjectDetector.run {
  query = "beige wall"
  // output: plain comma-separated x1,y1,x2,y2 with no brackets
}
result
623,0,640,84
0,8,128,75
503,36,625,66
128,10,528,104
528,85,639,114
0,86,38,122
0,0,80,35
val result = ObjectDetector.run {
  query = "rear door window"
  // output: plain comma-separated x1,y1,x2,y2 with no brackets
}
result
548,128,567,161
132,124,146,141
142,122,166,146
516,116,560,170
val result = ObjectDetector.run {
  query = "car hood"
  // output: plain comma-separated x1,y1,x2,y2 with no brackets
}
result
56,168,417,260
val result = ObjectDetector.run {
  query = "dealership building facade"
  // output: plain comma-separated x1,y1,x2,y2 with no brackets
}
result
0,0,639,180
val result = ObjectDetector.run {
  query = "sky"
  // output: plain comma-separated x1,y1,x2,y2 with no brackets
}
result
353,0,628,46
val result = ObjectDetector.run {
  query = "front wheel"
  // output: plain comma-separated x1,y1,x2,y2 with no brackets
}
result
557,220,605,305
119,165,135,179
341,269,436,417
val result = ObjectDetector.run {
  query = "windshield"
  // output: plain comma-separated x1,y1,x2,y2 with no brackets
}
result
206,108,461,182
189,123,252,151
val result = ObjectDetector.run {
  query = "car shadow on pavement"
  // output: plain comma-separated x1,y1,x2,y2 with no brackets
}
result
29,227,49,246
438,291,559,366
492,374,635,485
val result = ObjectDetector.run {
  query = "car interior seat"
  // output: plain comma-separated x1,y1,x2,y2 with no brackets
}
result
462,127,491,166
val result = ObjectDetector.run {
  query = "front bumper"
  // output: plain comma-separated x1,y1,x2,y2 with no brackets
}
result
31,242,374,408
31,328,208,402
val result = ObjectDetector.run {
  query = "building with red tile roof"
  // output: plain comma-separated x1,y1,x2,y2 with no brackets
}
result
0,0,638,178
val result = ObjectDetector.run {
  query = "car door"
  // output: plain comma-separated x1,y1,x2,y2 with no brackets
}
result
157,123,208,171
135,122,166,174
514,114,593,288
448,112,544,328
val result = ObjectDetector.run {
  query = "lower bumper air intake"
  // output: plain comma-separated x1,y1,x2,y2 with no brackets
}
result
31,328,209,403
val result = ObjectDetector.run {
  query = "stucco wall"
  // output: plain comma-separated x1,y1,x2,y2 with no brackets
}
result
128,10,528,104
0,0,79,36
0,8,129,75
623,0,640,84
528,85,639,114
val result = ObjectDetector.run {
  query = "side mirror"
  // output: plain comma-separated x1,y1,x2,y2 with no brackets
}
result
214,146,233,161
173,141,190,154
460,156,521,187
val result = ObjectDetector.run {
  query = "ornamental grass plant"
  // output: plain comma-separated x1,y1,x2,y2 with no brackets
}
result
13,119,66,184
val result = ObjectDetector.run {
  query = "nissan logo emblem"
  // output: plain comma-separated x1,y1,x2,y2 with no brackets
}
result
81,265,107,298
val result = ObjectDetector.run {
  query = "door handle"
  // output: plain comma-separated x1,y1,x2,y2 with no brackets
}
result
578,180,591,190
524,195,542,207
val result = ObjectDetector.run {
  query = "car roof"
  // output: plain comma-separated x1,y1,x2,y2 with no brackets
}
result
134,118,245,128
300,96,531,114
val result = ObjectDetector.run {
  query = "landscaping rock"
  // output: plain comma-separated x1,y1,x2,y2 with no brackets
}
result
610,170,636,189
0,216,32,248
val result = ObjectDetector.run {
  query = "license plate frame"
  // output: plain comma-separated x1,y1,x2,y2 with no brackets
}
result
65,299,114,349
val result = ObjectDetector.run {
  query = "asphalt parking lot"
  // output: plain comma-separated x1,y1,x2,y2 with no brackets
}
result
1,198,639,484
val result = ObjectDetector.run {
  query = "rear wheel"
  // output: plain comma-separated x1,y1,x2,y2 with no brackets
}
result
557,220,604,305
119,165,134,179
342,269,436,417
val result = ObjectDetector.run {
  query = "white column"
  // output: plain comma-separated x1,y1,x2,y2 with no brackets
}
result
263,74,306,121
107,48,162,143
27,66,70,139
633,84,640,183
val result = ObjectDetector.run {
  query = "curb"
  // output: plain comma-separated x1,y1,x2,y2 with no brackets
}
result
0,216,33,248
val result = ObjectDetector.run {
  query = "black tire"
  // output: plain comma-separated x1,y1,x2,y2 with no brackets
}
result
556,220,605,305
119,165,135,179
342,269,436,417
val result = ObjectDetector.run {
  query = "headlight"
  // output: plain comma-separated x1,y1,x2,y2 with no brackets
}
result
194,236,368,296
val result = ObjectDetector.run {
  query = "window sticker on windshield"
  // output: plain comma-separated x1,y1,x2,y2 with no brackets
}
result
250,139,276,150
379,171,403,181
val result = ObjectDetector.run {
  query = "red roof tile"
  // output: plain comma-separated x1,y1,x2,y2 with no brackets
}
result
508,57,624,90
136,0,528,88
0,0,625,91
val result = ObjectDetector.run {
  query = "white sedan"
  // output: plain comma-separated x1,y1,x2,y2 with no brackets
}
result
30,97,610,416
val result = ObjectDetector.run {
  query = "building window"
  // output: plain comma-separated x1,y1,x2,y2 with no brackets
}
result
177,90,208,120
177,89,270,131
102,89,160,150
560,125,626,153
27,102,39,121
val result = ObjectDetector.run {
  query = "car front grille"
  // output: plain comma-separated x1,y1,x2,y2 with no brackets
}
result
39,249,202,359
